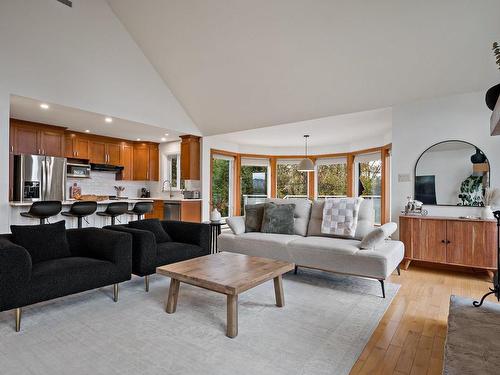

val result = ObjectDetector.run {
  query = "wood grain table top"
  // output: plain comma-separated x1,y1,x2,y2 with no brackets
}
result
156,252,295,295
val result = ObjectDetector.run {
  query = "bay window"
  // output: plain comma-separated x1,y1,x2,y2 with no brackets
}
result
315,157,348,198
276,159,308,199
355,152,382,224
240,158,269,214
211,154,234,218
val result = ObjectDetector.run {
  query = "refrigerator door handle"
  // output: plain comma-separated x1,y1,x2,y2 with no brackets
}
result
41,158,46,200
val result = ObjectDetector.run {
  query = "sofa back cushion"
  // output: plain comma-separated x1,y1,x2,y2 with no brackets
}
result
129,219,172,243
266,198,312,236
10,220,71,263
244,203,265,232
307,198,374,239
261,203,296,235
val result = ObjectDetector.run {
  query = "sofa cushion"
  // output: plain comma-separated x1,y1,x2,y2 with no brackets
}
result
261,203,295,234
359,227,385,250
287,236,404,279
156,242,206,265
218,232,300,263
129,219,171,243
10,220,71,264
244,203,265,232
266,198,312,236
308,198,374,240
226,216,245,235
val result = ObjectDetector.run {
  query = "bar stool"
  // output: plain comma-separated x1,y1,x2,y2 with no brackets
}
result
96,202,129,225
20,201,62,225
127,202,154,220
61,201,98,228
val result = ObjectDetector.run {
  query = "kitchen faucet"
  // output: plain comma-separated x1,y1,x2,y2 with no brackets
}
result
162,180,173,198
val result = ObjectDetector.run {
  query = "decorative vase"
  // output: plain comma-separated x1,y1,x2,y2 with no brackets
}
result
210,208,222,222
485,83,500,111
481,205,495,220
470,148,487,164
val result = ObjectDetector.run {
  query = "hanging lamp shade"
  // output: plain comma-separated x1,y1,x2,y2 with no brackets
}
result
297,134,315,172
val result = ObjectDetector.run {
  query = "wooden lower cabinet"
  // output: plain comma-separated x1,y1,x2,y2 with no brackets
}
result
180,201,201,223
399,216,497,272
145,200,164,220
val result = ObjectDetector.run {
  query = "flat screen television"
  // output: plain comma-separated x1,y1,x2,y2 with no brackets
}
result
415,175,437,205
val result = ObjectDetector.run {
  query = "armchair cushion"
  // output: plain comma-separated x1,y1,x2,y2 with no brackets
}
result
129,219,172,243
10,220,70,264
157,242,208,265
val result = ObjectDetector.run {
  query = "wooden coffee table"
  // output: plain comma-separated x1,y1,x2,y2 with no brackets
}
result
156,252,295,338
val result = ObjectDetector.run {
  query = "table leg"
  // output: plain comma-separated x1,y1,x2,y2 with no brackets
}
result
166,278,180,314
274,275,284,307
226,294,238,338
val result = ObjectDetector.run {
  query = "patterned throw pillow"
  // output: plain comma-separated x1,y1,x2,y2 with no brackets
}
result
321,197,363,237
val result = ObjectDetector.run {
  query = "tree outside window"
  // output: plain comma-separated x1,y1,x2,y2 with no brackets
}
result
240,165,268,214
276,162,308,198
317,162,347,197
357,159,382,224
211,157,232,217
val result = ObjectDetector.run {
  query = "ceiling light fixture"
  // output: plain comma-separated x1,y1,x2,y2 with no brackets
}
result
85,129,90,133
161,137,167,142
164,133,169,136
297,135,315,172
136,138,141,141
105,117,113,123
40,103,49,109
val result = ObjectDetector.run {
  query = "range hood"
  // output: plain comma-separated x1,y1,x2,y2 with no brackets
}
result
90,163,124,172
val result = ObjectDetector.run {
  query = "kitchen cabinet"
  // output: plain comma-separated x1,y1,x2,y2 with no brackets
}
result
180,135,201,180
145,200,164,220
10,119,65,157
163,200,202,223
65,133,90,159
118,142,134,180
399,216,496,277
89,140,121,165
133,142,159,181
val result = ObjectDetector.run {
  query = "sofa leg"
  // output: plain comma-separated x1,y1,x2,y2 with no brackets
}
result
113,284,119,302
145,275,150,292
397,266,401,276
379,280,385,298
15,308,22,332
294,266,298,275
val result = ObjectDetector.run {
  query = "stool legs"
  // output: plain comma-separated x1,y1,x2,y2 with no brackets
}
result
77,217,83,229
111,217,116,225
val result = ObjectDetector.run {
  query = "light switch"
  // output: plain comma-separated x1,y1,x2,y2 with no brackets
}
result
398,173,411,182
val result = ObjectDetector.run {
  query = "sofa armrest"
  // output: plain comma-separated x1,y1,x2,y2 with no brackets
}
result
104,225,157,276
161,221,211,254
66,228,132,273
226,216,245,235
0,237,32,310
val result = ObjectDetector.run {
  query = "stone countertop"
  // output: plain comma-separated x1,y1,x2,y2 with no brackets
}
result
9,199,154,207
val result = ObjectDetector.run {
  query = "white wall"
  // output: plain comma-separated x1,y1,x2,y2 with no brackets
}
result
0,0,199,232
392,90,500,237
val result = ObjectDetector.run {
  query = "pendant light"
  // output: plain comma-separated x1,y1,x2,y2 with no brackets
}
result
298,135,315,172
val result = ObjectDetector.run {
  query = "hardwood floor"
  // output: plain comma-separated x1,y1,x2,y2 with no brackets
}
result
350,265,498,375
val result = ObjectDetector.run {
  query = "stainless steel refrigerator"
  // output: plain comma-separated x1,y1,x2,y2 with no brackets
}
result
13,154,66,202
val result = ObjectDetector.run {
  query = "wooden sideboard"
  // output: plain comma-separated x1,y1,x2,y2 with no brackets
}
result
399,215,497,277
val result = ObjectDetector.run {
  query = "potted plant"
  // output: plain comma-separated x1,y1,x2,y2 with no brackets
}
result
486,42,500,111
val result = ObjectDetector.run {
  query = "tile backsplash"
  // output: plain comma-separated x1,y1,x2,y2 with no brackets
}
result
67,171,155,198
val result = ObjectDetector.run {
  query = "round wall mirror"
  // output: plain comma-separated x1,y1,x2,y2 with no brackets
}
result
414,140,490,206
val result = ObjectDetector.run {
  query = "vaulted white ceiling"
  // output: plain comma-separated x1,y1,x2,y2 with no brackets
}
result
107,0,500,136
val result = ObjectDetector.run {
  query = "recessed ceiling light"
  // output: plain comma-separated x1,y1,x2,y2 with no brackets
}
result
105,117,113,123
40,103,49,109
85,129,90,133
161,137,167,142
136,138,141,141
164,133,169,136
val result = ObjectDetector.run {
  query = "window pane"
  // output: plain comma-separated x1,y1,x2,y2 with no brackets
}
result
171,157,178,188
241,165,268,214
358,159,382,224
212,158,231,217
317,163,347,197
276,163,308,199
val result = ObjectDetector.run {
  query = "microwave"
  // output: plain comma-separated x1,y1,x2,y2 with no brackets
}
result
67,163,91,178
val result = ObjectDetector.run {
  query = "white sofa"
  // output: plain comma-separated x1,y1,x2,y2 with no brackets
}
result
218,198,404,297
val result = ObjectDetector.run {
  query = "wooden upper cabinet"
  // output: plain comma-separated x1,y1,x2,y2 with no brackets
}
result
65,133,91,159
107,143,121,165
65,134,74,158
89,140,107,164
119,142,134,180
133,142,159,181
180,135,201,180
10,119,65,157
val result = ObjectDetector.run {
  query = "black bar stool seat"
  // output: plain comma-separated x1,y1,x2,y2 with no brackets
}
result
97,202,129,225
20,201,62,225
61,201,98,228
126,202,154,220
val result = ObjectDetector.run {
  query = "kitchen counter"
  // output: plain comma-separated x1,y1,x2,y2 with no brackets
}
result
9,199,154,207
135,197,203,202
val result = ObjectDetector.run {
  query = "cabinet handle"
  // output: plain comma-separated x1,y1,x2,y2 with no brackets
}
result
441,240,446,244
10,145,13,152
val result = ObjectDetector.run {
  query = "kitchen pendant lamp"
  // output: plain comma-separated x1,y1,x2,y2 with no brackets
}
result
298,135,315,172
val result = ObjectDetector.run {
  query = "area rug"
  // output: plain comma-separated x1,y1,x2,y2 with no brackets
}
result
444,295,500,375
0,269,399,375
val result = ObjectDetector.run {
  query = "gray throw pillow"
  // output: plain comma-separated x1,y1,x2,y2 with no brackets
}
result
261,203,296,235
245,203,265,232
359,227,386,250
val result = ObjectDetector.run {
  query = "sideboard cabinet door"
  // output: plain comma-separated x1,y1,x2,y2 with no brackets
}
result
414,219,447,263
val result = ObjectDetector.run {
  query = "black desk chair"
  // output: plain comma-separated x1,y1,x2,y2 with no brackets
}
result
61,201,98,228
20,201,62,225
96,202,129,225
127,202,154,220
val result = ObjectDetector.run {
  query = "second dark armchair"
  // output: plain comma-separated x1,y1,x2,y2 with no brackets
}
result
106,219,210,291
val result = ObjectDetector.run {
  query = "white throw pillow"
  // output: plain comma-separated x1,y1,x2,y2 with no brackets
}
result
380,222,397,238
226,216,245,235
359,227,385,250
